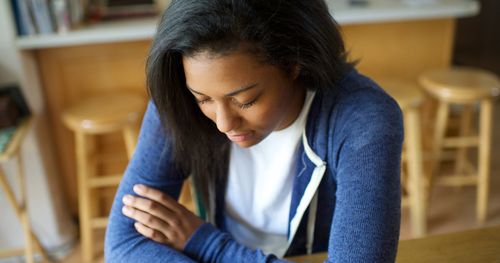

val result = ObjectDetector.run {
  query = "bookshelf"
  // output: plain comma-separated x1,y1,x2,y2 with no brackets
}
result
16,16,158,49
12,0,479,50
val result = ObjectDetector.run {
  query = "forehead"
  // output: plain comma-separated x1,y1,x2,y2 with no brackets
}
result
182,50,283,94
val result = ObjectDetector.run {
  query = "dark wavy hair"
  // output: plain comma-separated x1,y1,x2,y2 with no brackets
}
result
146,0,351,219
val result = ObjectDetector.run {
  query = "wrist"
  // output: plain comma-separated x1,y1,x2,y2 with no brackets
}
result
183,223,221,260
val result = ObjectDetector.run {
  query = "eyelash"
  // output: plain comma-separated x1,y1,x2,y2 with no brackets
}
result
195,97,258,109
236,99,257,109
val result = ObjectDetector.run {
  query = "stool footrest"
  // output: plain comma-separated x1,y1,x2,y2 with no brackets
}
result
91,217,109,229
0,248,26,258
436,175,478,186
89,174,122,188
91,153,128,165
443,136,479,148
0,246,45,258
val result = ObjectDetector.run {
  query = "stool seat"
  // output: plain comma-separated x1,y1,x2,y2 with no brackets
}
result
419,67,500,103
380,79,424,110
62,93,144,134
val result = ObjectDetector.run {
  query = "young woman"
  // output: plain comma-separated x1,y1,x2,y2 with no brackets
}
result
105,0,404,262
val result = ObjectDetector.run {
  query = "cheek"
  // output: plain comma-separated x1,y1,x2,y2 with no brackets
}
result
248,102,286,129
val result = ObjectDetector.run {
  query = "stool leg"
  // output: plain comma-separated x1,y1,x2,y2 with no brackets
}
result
430,101,449,189
76,132,94,263
454,105,473,176
0,167,33,263
477,100,493,224
15,151,34,263
87,136,100,229
406,107,426,237
123,124,139,159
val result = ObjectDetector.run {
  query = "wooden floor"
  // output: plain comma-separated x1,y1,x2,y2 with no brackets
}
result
56,100,500,262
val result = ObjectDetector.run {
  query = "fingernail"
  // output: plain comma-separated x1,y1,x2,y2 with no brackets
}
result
134,184,145,193
122,195,132,205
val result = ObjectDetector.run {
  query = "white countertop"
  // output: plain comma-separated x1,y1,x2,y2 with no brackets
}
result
328,0,479,24
16,0,479,50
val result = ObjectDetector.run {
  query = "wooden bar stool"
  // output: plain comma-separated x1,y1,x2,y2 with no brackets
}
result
0,117,51,263
380,79,427,237
419,67,500,224
62,93,145,263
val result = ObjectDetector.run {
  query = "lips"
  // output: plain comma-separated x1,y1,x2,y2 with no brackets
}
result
226,132,252,142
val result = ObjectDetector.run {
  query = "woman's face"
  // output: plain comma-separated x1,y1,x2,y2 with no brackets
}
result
183,50,305,148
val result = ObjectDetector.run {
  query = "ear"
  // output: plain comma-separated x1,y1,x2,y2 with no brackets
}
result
291,64,301,80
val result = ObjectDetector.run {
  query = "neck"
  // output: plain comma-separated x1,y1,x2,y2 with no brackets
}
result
276,87,307,131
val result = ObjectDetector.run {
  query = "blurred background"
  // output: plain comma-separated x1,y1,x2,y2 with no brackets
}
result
0,0,499,262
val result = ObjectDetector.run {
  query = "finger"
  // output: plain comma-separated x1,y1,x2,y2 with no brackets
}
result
133,184,181,213
134,222,169,244
122,205,172,234
122,195,177,224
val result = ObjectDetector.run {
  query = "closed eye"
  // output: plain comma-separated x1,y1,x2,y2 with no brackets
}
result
232,93,261,109
196,98,212,105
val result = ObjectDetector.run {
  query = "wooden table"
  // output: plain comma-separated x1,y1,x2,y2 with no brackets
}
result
287,225,500,263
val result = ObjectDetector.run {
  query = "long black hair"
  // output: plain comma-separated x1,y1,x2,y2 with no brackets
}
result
146,0,351,219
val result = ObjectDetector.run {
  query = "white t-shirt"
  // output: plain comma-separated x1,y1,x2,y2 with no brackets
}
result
225,91,315,257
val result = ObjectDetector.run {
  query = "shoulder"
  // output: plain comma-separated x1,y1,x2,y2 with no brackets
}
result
339,75,402,129
336,70,399,112
318,70,404,150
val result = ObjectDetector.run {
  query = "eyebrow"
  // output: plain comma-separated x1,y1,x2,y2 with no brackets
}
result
187,83,259,97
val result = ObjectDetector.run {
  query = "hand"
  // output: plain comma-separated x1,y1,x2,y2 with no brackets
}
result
121,184,204,251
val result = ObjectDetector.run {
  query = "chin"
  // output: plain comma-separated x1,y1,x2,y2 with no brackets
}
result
234,140,258,148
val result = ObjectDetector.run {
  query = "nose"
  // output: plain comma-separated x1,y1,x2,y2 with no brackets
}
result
215,103,239,133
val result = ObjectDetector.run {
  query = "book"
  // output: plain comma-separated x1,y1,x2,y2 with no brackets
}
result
29,0,55,34
10,0,37,35
51,0,71,33
68,0,85,27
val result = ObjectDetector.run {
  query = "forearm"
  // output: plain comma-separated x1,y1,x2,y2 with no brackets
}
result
183,223,293,263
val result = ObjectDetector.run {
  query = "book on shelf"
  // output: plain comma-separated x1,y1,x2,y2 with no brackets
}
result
29,0,56,34
10,0,36,36
51,0,71,33
10,0,164,37
10,0,83,36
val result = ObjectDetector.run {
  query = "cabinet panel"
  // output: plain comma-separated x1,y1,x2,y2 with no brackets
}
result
343,18,455,81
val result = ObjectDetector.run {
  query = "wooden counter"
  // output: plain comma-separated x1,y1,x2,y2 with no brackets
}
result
287,225,500,263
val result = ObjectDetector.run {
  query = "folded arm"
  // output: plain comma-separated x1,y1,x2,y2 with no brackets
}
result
105,101,195,262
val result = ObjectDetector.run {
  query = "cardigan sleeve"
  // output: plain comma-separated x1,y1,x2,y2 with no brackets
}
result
326,88,404,262
104,101,195,262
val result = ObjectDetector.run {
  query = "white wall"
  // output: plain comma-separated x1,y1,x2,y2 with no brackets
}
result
0,1,77,261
